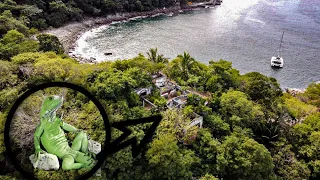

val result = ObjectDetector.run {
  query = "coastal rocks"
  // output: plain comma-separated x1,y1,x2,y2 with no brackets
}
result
69,53,97,64
285,88,305,96
183,0,222,10
29,153,60,170
78,57,97,64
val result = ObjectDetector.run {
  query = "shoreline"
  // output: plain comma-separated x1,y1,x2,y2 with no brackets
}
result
42,4,219,64
43,6,184,63
38,2,318,91
41,4,317,91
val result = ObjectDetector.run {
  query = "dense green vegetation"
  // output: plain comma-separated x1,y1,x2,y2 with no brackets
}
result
0,0,182,31
1,1,320,179
1,36,320,179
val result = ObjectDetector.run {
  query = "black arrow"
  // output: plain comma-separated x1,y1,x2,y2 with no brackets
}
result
105,115,162,157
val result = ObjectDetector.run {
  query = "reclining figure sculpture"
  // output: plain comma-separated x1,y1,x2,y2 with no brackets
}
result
32,95,97,170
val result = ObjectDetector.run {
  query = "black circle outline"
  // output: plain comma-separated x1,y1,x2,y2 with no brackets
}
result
4,82,111,180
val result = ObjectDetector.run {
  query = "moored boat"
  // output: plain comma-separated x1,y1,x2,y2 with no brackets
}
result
271,31,284,68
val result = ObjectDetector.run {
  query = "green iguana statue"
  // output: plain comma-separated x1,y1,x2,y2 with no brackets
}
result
33,95,97,170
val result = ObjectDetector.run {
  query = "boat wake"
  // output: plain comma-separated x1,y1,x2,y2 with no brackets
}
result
246,17,265,24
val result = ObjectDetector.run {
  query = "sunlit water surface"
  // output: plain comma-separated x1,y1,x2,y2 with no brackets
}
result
73,0,320,89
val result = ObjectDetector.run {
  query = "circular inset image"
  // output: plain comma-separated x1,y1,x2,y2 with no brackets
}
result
4,82,110,180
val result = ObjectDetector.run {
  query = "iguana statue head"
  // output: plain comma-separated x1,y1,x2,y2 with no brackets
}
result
40,95,63,122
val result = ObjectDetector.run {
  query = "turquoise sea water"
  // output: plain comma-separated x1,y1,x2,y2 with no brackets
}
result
74,0,320,89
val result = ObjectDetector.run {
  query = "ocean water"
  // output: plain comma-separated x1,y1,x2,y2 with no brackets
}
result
73,0,320,89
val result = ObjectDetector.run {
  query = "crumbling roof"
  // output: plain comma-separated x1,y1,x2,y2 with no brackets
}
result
167,95,188,109
134,87,152,96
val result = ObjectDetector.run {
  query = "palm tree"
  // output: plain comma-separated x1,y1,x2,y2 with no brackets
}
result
177,51,195,80
147,48,158,63
157,54,169,64
147,48,168,63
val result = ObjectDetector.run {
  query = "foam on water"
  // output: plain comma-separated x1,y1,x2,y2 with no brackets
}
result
72,25,109,61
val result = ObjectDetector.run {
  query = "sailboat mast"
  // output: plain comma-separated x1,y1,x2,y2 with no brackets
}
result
278,31,284,57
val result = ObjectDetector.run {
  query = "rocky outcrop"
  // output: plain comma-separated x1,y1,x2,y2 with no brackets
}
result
88,139,101,155
29,153,60,171
285,88,305,96
29,140,101,172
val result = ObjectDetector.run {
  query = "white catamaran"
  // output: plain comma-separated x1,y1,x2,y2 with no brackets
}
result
271,31,284,68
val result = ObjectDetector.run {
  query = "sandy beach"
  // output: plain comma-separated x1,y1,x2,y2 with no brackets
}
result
42,6,181,63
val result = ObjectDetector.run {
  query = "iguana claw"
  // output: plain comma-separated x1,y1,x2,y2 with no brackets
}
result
34,149,46,168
